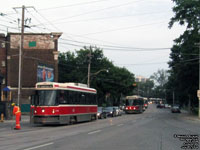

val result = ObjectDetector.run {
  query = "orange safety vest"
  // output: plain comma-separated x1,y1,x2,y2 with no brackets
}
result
13,106,21,116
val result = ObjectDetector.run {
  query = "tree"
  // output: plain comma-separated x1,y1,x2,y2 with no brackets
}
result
150,69,169,99
167,0,200,107
150,69,168,87
134,79,154,98
58,46,135,106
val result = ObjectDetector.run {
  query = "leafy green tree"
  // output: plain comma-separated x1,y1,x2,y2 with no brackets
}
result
149,69,168,100
167,0,200,107
58,46,135,106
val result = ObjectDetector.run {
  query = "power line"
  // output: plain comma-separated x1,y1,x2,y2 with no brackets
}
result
59,41,170,52
25,7,52,33
117,57,200,66
34,0,144,26
78,21,168,36
59,38,171,50
33,8,61,32
35,10,169,26
38,0,109,11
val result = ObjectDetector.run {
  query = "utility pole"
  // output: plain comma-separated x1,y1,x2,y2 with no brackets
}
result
173,90,175,106
198,42,200,118
87,48,92,88
13,6,25,106
13,6,33,106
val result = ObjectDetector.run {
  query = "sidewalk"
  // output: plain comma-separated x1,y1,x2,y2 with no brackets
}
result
0,115,44,136
0,115,31,132
180,109,200,122
0,114,30,123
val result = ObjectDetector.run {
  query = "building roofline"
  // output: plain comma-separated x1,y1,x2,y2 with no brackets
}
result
7,32,62,36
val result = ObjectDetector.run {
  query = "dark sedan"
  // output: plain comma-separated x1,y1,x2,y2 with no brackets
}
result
104,107,117,117
97,107,107,119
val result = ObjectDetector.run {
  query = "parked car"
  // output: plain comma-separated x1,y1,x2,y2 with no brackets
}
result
97,107,107,119
104,107,117,117
114,107,123,116
171,105,181,113
164,104,171,108
157,104,165,108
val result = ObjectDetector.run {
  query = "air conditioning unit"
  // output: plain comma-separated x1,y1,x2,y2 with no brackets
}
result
1,61,5,67
1,42,5,48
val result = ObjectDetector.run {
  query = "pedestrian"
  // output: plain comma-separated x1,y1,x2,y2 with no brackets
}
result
11,103,21,130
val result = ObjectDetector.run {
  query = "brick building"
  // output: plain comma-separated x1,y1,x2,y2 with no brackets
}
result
0,32,62,111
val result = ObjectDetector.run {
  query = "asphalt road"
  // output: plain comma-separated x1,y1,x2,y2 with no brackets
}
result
0,104,200,150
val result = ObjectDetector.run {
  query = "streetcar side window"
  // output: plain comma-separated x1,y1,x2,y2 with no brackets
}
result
85,93,96,105
68,91,74,104
58,90,69,104
80,93,86,104
57,90,96,105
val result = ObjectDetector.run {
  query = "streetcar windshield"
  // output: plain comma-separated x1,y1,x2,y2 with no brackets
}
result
37,90,57,106
126,99,142,106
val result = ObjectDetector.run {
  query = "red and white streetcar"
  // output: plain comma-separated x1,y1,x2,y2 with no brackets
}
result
124,95,144,114
30,82,97,124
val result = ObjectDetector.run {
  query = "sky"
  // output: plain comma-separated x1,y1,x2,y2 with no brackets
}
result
0,0,186,78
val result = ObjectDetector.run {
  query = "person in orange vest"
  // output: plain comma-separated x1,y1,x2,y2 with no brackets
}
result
11,103,21,130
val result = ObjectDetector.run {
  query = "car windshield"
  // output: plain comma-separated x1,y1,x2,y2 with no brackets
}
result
126,99,142,106
104,107,113,111
98,107,103,112
37,90,57,106
173,106,179,108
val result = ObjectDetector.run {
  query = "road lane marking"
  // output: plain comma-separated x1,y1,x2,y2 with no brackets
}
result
117,124,124,127
23,142,54,150
88,130,101,135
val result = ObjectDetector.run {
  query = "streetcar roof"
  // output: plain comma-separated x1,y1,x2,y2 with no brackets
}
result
35,82,97,93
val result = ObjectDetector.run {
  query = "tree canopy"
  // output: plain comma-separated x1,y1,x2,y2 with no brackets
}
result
58,46,135,106
167,0,200,107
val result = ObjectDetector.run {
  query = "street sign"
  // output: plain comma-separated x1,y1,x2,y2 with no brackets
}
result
197,90,200,98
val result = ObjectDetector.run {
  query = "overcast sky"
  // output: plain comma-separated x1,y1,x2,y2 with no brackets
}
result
1,0,186,78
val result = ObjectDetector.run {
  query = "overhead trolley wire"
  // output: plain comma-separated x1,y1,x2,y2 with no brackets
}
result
38,0,109,11
34,0,144,26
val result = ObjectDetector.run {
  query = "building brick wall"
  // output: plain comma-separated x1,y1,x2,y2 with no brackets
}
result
3,32,61,105
0,34,6,86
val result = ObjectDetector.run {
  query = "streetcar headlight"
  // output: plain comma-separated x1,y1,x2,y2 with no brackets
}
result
97,113,100,116
125,107,128,110
52,109,55,114
34,110,37,114
42,109,45,113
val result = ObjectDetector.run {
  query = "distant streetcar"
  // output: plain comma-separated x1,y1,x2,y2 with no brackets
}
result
30,82,97,125
124,95,144,114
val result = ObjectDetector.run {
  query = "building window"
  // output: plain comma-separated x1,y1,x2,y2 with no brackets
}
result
0,42,5,48
2,79,5,84
1,61,5,67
